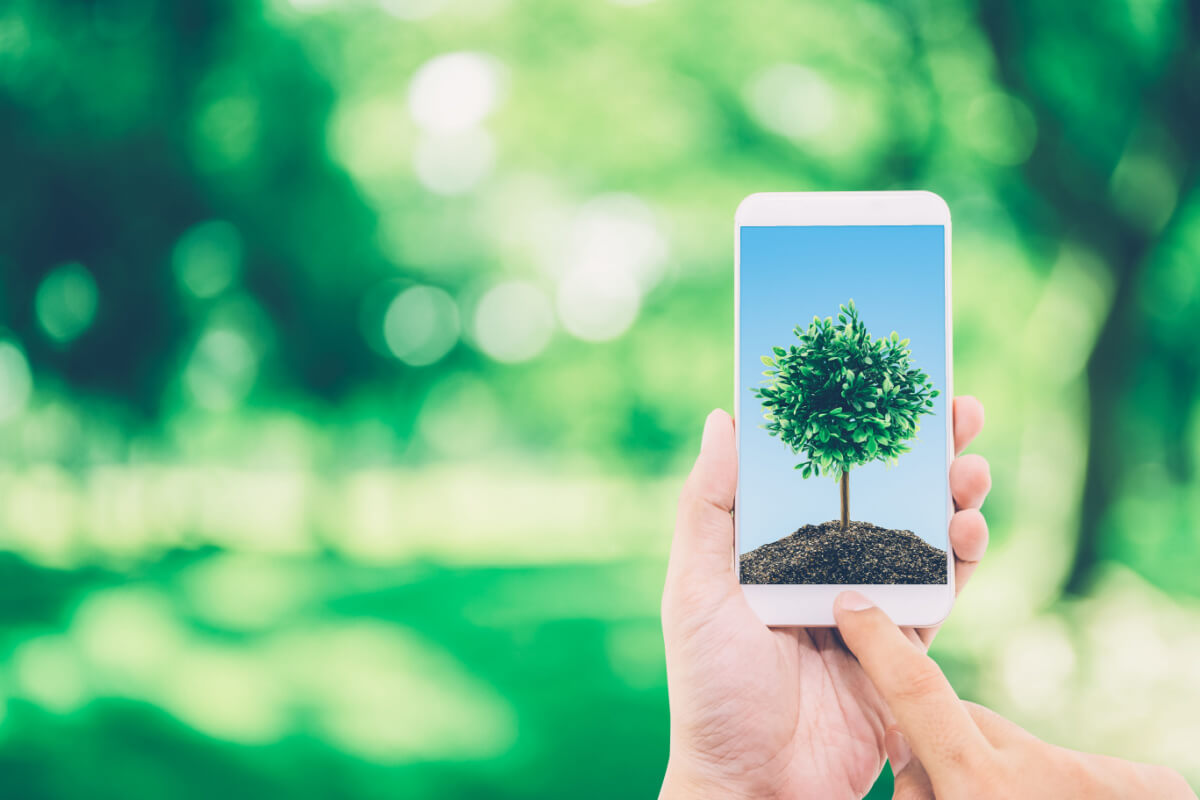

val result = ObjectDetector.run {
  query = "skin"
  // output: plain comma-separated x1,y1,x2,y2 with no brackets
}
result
833,592,1195,799
661,396,992,799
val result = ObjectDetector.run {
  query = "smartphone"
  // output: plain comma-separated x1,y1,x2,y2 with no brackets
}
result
734,191,954,627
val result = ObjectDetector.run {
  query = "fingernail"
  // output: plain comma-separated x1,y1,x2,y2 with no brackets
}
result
885,729,911,776
835,590,874,611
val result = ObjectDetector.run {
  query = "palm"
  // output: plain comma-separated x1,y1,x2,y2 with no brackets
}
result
670,592,892,798
782,627,894,796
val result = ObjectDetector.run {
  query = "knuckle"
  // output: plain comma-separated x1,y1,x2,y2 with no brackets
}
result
676,478,699,513
937,736,987,774
1056,749,1100,788
676,475,726,518
891,655,947,702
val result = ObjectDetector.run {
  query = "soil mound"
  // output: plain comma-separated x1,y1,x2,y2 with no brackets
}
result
739,520,948,584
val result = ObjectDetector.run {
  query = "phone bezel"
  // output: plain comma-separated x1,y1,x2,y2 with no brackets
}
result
734,191,955,627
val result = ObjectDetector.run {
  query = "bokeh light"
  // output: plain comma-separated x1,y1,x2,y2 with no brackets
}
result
35,262,98,344
162,643,288,744
413,128,495,195
71,587,184,692
556,266,641,342
0,338,33,421
743,64,837,142
1110,149,1179,234
407,52,504,134
963,91,1037,166
565,194,668,291
416,372,501,456
472,280,554,362
382,285,460,366
12,635,88,715
192,80,261,171
183,327,259,411
547,193,668,343
172,220,244,299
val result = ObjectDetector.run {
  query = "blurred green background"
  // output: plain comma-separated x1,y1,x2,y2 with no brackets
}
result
1,0,1198,796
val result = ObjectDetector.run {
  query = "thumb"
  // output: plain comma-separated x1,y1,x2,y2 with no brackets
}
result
666,410,737,588
887,728,934,800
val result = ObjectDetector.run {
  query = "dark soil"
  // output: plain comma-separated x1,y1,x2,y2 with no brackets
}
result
740,520,948,585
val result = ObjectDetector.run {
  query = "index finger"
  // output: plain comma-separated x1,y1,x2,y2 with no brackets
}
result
833,591,993,785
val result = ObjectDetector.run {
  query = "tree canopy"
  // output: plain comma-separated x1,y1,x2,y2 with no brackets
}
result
754,300,939,480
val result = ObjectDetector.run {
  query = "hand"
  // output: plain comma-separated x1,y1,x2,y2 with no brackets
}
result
660,397,992,800
833,593,1195,799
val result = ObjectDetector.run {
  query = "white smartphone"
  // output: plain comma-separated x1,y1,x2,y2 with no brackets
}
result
734,191,954,627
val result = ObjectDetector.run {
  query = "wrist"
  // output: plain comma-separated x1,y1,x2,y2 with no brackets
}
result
659,757,762,800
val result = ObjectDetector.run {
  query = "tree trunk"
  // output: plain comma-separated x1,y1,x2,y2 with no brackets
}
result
840,470,849,531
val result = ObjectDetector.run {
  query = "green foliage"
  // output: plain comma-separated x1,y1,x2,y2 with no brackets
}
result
753,300,938,479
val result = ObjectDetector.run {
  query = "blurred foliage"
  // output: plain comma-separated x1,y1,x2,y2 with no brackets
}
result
0,0,1198,797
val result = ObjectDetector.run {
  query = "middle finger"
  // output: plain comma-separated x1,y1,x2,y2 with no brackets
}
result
950,454,991,510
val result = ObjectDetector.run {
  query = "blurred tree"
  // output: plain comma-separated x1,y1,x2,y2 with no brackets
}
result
0,0,392,415
976,0,1200,593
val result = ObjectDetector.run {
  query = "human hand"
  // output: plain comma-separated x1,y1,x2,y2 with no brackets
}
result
833,592,1196,800
660,397,991,800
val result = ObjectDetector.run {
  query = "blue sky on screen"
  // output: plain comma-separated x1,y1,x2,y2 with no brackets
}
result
737,225,948,554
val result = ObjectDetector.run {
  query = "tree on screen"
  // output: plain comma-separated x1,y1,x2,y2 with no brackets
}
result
753,299,939,531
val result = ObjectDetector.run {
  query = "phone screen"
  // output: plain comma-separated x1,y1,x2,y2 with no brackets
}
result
737,224,949,586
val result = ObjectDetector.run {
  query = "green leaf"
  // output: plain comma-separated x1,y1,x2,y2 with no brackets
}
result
773,346,786,357
760,355,774,367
